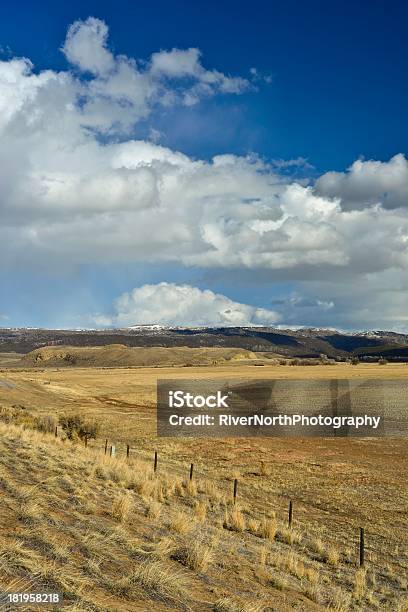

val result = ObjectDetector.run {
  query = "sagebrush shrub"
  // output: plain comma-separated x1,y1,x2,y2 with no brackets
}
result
59,414,99,440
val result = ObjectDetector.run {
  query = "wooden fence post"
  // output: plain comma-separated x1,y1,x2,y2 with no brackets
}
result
104,439,108,455
54,426,58,437
233,478,238,504
84,435,88,447
288,500,293,527
359,527,365,566
154,451,158,473
126,444,130,460
189,463,194,481
110,445,116,458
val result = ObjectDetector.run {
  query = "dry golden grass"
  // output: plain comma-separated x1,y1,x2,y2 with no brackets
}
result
396,598,408,612
127,560,189,603
354,567,367,599
185,479,198,497
259,461,269,476
248,518,260,535
17,498,43,524
303,581,322,604
324,545,340,566
22,344,257,368
146,500,162,520
111,492,132,522
169,511,191,534
173,536,215,572
224,507,246,532
194,500,207,522
310,535,325,556
0,360,406,610
327,586,352,611
270,549,316,582
258,545,268,566
213,596,265,612
258,517,277,541
277,525,302,545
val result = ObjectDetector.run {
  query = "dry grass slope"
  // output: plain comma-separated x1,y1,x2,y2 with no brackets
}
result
0,361,407,610
0,421,407,611
20,345,258,368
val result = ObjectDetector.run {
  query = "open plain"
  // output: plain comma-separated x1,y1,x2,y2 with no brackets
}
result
0,354,407,610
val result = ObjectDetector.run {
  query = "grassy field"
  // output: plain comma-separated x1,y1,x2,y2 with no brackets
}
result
0,360,407,610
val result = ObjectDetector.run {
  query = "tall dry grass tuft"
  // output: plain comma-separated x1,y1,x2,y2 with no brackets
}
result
258,517,277,541
111,492,132,522
277,525,302,545
173,537,215,572
224,508,246,532
324,545,340,566
353,567,366,600
310,535,325,556
248,518,259,535
146,501,162,520
18,499,43,524
170,511,191,535
303,582,322,604
185,479,198,497
130,560,189,604
136,477,165,503
200,479,225,507
35,413,57,434
259,461,269,476
270,550,306,580
194,500,207,523
258,545,269,566
327,587,352,611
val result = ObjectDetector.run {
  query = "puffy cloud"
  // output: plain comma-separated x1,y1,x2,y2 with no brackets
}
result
316,154,408,210
62,17,115,75
0,57,56,131
150,47,204,78
1,58,407,278
1,41,407,280
55,17,252,133
1,17,408,330
95,283,280,327
150,47,251,105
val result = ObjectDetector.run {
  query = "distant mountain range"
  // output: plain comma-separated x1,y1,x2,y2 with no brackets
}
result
1,326,408,361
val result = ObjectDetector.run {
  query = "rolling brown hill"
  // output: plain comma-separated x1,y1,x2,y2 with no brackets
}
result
20,345,258,368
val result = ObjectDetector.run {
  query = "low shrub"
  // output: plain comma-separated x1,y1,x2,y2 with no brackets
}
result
59,414,99,441
35,414,57,434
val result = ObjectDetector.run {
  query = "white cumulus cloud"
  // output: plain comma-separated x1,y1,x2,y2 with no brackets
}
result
62,17,115,76
316,154,408,210
94,283,280,327
57,17,252,132
0,17,408,330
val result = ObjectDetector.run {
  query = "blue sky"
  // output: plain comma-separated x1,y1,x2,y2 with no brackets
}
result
2,0,408,171
1,1,408,330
